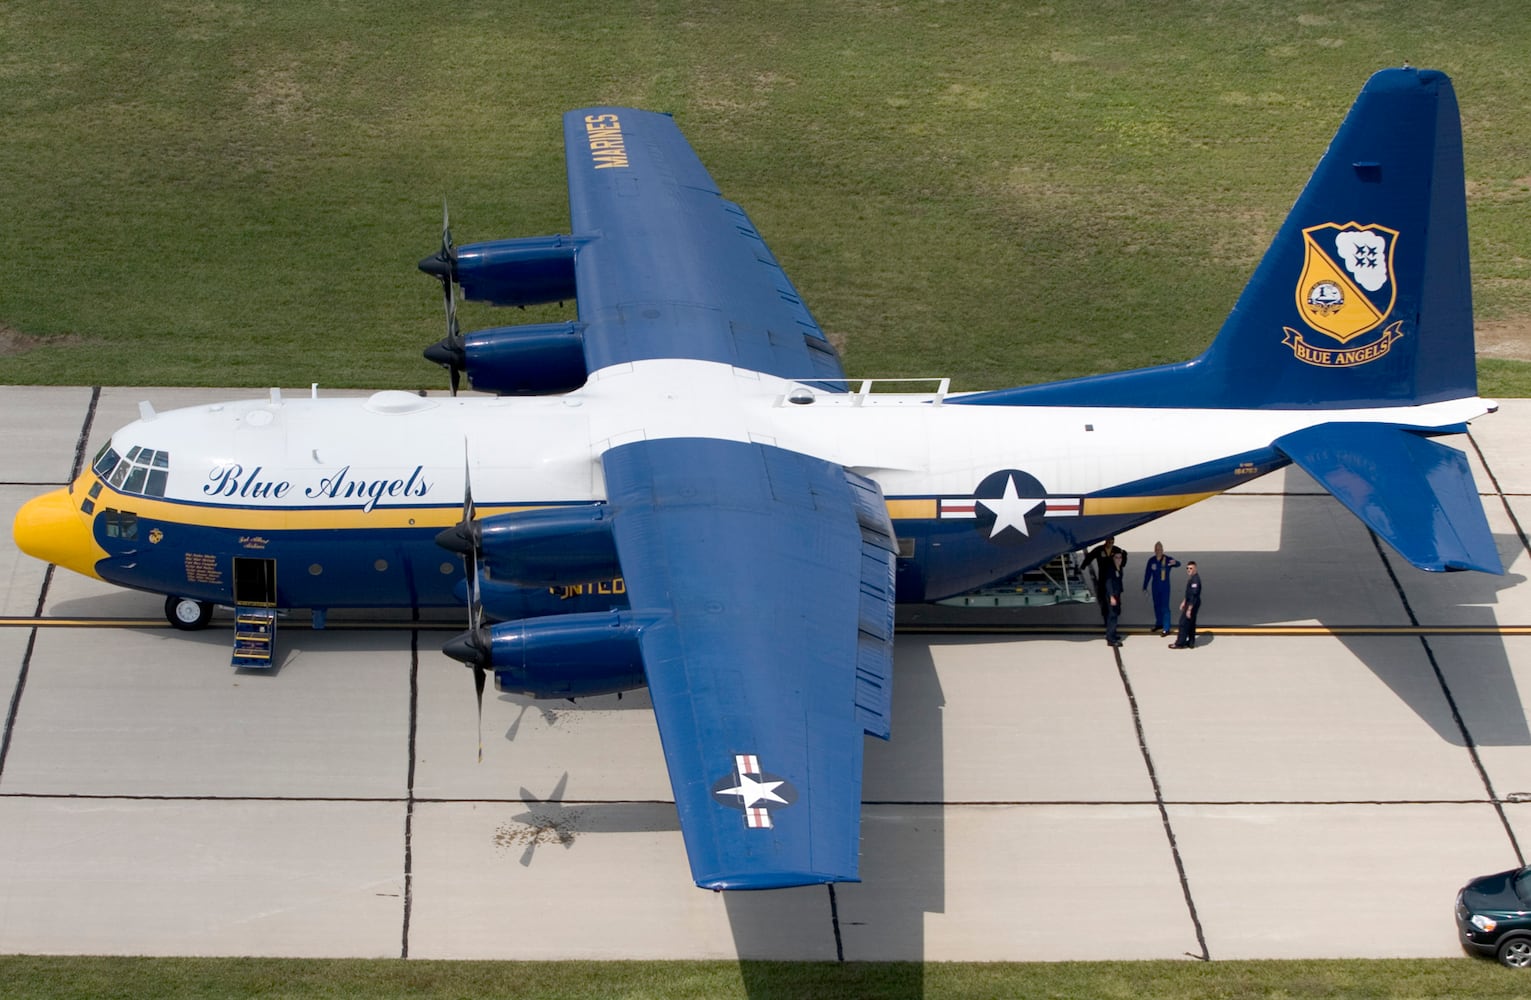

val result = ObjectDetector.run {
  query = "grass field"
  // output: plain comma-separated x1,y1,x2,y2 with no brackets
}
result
3,4,1531,996
1,2,1528,394
5,955,1531,1000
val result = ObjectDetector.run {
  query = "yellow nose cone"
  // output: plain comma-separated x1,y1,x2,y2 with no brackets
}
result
13,488,106,580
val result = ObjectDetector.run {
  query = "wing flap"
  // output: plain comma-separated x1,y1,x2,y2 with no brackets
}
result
603,438,895,889
1274,422,1501,573
848,471,898,739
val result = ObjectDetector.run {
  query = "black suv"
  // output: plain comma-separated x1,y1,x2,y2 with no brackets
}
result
1457,867,1531,967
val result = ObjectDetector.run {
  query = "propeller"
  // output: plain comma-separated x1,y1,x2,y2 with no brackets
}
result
420,202,467,395
438,446,490,761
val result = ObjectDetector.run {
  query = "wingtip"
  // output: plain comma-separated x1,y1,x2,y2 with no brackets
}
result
695,871,859,892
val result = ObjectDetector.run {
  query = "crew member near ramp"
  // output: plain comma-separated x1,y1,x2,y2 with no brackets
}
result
1142,541,1181,637
1104,550,1124,647
1085,536,1128,624
1169,561,1202,650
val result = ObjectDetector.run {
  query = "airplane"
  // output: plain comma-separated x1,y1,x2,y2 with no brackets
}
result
12,67,1502,890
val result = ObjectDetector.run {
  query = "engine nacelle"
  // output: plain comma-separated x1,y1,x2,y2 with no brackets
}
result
459,573,629,623
463,321,587,396
455,235,578,307
478,504,619,586
487,610,660,699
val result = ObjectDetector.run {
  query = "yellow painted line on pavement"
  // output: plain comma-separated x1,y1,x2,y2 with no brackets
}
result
4,618,1531,637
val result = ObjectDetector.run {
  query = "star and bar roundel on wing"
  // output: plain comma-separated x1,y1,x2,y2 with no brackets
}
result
711,754,799,830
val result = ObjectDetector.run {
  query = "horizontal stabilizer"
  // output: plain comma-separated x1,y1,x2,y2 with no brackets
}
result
1274,423,1501,574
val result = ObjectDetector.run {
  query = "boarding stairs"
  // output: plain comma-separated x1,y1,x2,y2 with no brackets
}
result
231,607,277,669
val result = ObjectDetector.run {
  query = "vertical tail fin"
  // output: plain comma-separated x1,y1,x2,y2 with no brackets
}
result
960,68,1476,409
1202,66,1474,407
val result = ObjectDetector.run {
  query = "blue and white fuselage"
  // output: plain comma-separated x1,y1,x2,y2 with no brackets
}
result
21,358,1494,618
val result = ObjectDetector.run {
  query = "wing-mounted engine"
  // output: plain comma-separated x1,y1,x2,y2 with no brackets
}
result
443,610,661,699
436,504,619,588
418,207,592,396
436,502,634,683
420,232,579,308
425,320,587,396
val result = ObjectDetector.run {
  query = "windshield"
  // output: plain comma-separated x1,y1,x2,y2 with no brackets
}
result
1512,868,1531,907
95,443,171,498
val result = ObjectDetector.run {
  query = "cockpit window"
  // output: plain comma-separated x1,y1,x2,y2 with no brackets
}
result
92,445,121,480
102,446,172,498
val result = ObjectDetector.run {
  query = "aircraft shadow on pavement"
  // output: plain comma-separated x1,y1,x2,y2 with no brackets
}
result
1276,493,1530,748
908,490,1530,749
723,640,944,975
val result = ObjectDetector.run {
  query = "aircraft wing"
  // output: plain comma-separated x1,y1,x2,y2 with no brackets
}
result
563,107,846,383
602,437,897,889
1273,422,1502,573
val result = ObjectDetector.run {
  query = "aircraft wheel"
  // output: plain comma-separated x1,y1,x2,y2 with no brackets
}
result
165,596,214,631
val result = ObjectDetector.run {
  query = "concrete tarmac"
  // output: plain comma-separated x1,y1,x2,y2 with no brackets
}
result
1,385,1528,961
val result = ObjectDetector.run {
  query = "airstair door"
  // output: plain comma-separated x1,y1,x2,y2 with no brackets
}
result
231,557,278,669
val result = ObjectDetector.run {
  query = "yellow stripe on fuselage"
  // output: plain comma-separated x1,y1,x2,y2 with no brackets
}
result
83,475,564,531
1081,492,1219,516
886,499,938,519
91,472,1218,532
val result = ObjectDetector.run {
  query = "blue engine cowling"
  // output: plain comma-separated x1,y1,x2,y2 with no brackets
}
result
455,235,579,307
461,574,630,623
478,504,619,586
463,321,587,396
486,610,661,698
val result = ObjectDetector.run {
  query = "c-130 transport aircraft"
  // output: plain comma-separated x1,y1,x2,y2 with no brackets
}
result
13,67,1502,890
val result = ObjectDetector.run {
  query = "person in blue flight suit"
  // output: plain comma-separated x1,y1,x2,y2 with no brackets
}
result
1168,561,1202,649
1142,541,1181,637
1085,535,1128,624
1104,550,1125,647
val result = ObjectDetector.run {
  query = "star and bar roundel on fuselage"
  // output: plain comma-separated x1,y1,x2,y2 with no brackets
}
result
938,470,1081,543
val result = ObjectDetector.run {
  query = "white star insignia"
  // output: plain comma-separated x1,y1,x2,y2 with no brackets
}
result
716,772,788,809
976,474,1044,538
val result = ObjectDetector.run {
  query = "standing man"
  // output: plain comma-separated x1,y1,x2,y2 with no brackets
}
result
1105,550,1125,647
1142,542,1181,637
1169,561,1202,649
1085,535,1128,624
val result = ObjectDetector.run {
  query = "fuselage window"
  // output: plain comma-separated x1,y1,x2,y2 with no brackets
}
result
102,509,138,540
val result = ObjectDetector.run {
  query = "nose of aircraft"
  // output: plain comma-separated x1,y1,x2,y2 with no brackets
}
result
13,488,105,580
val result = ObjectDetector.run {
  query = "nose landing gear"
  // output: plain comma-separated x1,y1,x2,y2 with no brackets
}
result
165,595,214,631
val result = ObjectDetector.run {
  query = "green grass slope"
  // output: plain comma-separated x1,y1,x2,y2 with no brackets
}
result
1,2,1527,393
5,955,1531,999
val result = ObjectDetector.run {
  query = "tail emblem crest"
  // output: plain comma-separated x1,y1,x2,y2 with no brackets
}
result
1284,221,1403,367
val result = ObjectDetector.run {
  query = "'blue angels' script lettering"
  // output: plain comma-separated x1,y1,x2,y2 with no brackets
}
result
204,464,434,512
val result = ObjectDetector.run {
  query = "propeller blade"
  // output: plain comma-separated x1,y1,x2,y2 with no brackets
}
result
474,662,487,763
422,283,467,395
418,200,456,280
457,442,487,762
435,442,489,761
421,201,466,395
